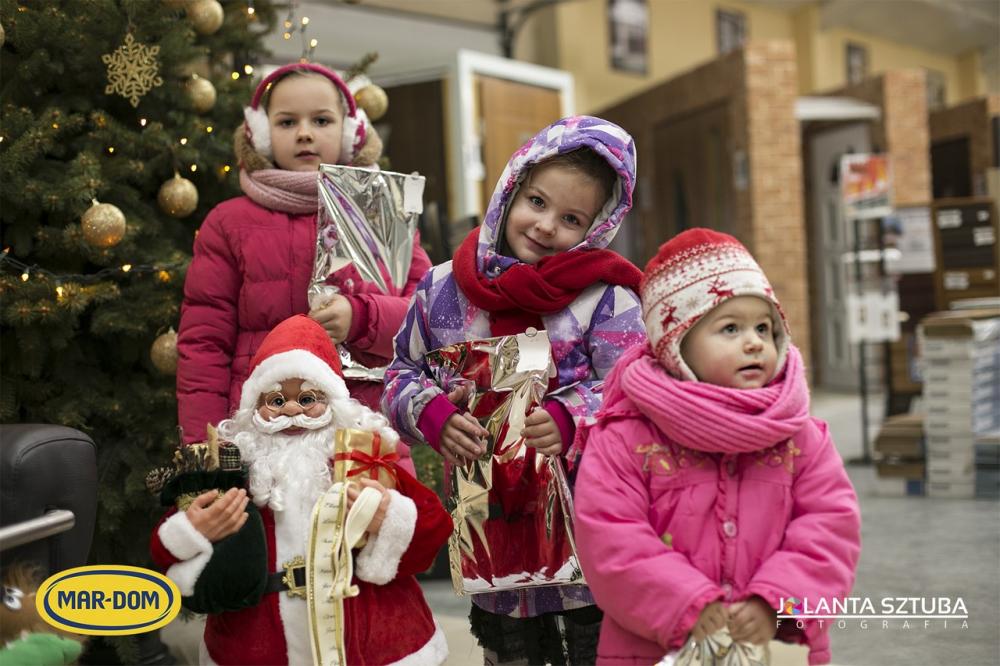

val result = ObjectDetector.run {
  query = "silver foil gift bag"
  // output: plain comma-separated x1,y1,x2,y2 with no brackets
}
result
312,164,426,380
425,329,586,595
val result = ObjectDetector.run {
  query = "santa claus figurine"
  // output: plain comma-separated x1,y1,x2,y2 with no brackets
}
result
149,315,452,665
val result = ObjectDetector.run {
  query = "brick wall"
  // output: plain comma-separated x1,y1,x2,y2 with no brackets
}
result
743,42,809,366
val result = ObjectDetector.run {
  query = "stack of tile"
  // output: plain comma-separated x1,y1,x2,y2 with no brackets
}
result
974,432,1000,500
873,413,925,496
920,310,1000,499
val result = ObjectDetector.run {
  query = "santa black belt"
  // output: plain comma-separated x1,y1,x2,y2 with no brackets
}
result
264,556,307,598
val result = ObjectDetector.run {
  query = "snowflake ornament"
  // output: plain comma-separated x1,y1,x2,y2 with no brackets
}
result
102,33,164,108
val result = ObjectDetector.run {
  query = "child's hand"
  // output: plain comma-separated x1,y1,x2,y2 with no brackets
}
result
345,478,391,535
446,383,473,409
728,595,777,645
186,487,249,543
691,601,727,642
309,295,353,344
440,412,487,465
521,407,562,456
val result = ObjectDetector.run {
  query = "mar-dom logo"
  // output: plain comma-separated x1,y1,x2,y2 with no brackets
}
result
36,565,181,636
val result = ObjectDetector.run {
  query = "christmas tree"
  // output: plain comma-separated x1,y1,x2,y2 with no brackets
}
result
0,0,277,571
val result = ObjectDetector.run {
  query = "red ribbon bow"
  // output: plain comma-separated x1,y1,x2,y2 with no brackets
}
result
333,433,400,485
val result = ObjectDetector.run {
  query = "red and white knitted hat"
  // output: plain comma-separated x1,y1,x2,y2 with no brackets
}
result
640,228,790,381
238,315,348,411
242,63,369,165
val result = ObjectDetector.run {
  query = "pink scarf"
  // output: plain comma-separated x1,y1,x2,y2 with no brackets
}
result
602,343,810,453
239,168,319,215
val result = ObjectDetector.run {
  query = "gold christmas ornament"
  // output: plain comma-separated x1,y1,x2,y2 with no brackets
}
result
187,0,225,35
186,75,216,113
150,328,179,375
158,173,199,218
355,84,388,121
102,33,164,108
81,200,127,248
0,22,5,49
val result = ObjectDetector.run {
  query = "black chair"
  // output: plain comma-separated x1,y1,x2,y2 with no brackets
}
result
0,424,97,574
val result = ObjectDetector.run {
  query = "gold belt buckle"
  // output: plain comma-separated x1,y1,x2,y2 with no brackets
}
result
282,556,306,599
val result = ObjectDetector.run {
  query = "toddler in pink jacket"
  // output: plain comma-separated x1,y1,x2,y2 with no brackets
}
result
176,63,429,473
574,228,860,665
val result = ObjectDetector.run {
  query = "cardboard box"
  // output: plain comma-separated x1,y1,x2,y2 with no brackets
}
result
926,481,976,499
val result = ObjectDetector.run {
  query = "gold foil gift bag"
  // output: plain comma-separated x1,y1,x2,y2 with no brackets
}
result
425,329,586,594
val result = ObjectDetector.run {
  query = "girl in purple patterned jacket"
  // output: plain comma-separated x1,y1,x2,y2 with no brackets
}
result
382,116,648,665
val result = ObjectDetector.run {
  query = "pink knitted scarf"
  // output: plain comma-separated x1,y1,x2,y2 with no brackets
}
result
602,342,810,453
239,168,319,215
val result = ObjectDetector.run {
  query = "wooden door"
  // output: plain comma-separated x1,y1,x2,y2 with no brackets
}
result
652,104,733,245
476,75,562,213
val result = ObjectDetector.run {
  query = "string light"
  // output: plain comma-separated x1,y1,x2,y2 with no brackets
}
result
283,32,291,40
157,270,171,283
244,64,254,75
223,165,231,172
107,146,115,154
205,126,214,133
190,164,197,172
231,71,240,80
301,16,309,25
0,252,185,286
55,286,65,300
284,19,292,29
310,38,318,48
179,137,188,145
140,118,148,127
51,122,59,129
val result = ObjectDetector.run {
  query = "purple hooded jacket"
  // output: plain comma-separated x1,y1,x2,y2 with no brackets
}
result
382,116,648,617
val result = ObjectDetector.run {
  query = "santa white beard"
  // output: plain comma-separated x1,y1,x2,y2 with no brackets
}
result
219,407,336,516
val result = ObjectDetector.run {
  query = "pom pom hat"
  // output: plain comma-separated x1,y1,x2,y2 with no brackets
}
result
242,63,369,165
640,228,790,382
238,315,348,411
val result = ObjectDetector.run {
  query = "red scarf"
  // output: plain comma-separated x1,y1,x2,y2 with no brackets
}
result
453,226,642,336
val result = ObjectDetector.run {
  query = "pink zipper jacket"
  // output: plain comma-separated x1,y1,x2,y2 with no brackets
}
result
176,195,430,469
573,343,860,665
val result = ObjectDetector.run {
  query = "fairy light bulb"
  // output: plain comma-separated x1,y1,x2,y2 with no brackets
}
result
179,137,188,145
121,264,132,273
20,272,29,282
244,64,254,75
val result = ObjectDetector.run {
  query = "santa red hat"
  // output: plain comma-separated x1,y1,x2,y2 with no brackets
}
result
238,315,348,411
242,63,369,165
640,228,790,381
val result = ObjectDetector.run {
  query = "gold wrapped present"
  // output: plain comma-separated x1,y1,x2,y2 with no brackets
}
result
426,329,584,595
332,428,400,490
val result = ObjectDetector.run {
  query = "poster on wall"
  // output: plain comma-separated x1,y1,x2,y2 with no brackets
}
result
846,289,901,344
608,0,648,74
885,206,936,274
840,153,893,220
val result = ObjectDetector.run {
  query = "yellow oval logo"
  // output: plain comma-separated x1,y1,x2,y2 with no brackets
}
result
36,565,180,636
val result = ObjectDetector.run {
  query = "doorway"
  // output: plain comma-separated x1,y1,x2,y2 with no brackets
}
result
808,122,872,389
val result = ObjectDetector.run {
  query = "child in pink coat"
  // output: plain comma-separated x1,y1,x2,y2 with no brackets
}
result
573,228,861,665
176,63,430,475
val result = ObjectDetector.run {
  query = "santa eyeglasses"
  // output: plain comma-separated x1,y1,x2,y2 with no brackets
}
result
258,389,328,415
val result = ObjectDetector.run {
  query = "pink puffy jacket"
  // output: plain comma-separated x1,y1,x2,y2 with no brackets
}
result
574,412,860,665
176,196,430,466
